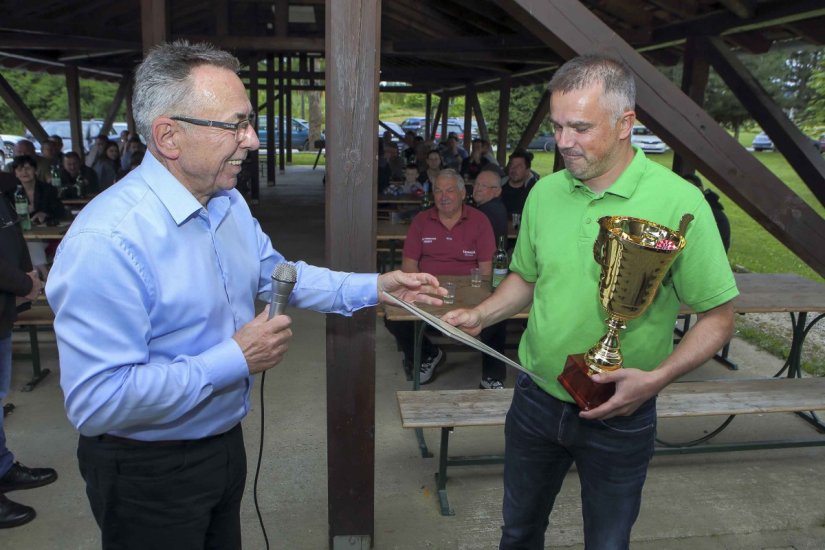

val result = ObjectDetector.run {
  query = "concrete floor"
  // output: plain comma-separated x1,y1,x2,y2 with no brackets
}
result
3,165,825,549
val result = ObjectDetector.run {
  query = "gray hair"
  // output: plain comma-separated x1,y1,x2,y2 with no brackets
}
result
436,168,465,191
132,40,241,145
548,55,636,121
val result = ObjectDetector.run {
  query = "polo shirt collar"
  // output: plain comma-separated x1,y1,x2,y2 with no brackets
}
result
426,203,469,224
141,150,224,226
565,146,647,199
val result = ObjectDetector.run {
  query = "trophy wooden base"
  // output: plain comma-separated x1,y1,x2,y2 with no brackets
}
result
557,354,616,411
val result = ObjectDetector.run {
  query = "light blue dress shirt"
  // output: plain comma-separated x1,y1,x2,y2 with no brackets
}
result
47,151,378,440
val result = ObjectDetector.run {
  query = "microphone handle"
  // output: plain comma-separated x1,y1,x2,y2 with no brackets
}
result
268,279,295,319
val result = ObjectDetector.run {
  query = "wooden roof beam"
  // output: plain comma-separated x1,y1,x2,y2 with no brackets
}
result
389,34,545,53
497,0,825,277
703,35,825,206
718,0,757,20
0,30,138,51
0,71,49,143
179,34,324,53
785,19,825,44
652,0,825,45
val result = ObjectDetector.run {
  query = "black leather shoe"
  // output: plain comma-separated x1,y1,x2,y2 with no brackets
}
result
0,494,35,529
0,462,57,492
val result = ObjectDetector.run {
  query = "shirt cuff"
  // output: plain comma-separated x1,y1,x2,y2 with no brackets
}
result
342,273,379,312
200,338,250,390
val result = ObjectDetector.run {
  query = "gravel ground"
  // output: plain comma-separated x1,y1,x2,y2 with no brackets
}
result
735,312,825,372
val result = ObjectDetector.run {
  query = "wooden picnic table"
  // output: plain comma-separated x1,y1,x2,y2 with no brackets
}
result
22,221,70,241
383,271,825,456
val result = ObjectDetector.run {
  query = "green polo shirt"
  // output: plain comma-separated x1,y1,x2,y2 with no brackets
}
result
510,148,739,402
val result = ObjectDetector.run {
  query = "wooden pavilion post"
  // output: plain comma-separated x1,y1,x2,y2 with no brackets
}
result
101,78,130,136
278,54,286,173
324,0,380,547
425,92,432,139
140,0,167,53
463,87,473,150
497,76,510,165
514,89,550,152
249,55,261,202
672,35,709,177
286,56,293,163
266,53,276,186
65,64,83,158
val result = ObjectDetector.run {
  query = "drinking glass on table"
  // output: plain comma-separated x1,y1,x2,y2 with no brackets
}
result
470,267,482,288
442,282,456,304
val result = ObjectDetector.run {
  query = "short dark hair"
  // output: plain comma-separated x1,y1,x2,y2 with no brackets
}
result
11,155,37,171
509,148,533,169
64,151,81,161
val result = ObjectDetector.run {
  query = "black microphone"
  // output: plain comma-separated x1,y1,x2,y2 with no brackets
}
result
268,262,297,319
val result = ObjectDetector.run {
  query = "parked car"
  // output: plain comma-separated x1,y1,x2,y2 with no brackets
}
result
433,123,465,142
257,117,317,150
27,120,118,154
400,117,426,135
401,116,478,139
378,120,405,140
630,125,669,154
751,131,774,152
527,131,556,152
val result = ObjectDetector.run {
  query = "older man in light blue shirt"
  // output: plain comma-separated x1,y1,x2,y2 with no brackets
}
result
46,41,443,550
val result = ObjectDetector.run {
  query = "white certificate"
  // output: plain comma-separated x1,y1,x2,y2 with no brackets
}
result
382,291,545,383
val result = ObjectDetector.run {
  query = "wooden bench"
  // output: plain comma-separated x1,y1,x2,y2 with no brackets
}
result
13,305,55,391
398,378,825,515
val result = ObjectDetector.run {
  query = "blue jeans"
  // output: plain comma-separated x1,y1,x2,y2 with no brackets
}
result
0,333,14,478
500,372,656,550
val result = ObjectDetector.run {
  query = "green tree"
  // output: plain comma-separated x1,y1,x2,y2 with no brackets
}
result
1,69,126,135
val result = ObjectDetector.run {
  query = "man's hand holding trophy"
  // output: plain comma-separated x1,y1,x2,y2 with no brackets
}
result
558,214,694,417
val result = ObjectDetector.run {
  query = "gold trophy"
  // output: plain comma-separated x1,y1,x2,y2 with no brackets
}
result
558,214,693,410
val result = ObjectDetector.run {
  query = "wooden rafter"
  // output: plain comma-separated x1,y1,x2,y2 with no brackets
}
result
498,0,825,277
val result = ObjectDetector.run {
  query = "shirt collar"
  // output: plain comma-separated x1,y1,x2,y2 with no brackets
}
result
427,203,469,224
564,146,646,199
140,150,228,226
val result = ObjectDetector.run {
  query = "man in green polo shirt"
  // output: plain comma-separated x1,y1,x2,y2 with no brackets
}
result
443,55,738,549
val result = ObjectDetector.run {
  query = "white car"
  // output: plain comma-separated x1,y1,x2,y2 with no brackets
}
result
1,134,30,170
631,126,669,154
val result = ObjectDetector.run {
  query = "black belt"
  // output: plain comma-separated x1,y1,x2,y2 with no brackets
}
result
93,423,239,447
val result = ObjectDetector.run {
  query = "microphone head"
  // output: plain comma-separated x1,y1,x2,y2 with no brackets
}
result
272,262,297,284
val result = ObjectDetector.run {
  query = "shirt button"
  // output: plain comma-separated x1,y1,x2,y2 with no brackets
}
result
585,218,592,224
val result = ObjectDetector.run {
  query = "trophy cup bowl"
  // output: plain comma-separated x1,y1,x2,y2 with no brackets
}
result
558,214,693,410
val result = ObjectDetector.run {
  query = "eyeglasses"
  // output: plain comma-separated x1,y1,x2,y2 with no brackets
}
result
170,112,256,143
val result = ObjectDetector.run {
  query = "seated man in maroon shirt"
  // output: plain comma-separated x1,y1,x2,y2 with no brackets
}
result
384,169,498,386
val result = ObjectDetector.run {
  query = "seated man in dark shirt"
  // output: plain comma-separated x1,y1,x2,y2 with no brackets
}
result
501,148,538,216
60,151,100,196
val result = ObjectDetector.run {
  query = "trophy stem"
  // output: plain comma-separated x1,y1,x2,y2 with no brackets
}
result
584,318,626,374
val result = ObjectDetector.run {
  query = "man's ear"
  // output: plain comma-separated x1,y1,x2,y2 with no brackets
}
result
152,118,182,160
617,111,636,140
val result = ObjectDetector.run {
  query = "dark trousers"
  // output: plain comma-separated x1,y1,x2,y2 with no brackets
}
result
384,318,508,380
500,373,656,550
78,423,246,550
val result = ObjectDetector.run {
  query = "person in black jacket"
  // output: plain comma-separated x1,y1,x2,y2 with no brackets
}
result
0,171,56,529
11,155,66,225
681,172,731,252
